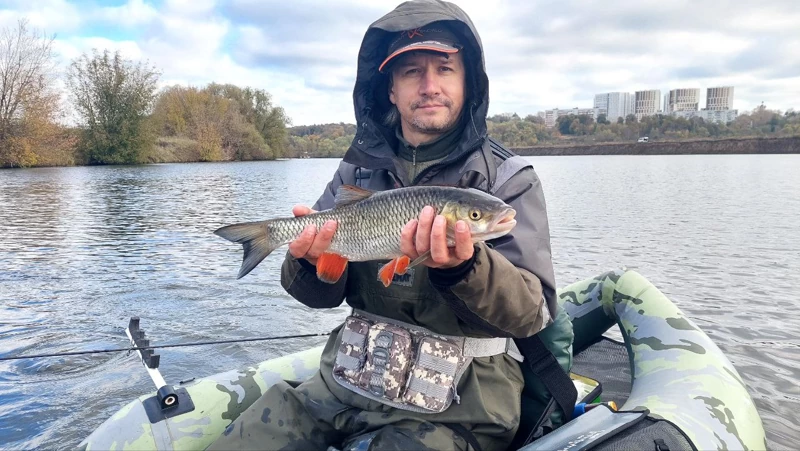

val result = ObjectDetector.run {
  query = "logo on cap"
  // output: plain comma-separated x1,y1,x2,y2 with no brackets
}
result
406,28,424,39
379,26,461,73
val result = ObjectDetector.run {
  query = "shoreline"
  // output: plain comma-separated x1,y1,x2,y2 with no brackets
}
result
3,137,799,169
513,136,799,156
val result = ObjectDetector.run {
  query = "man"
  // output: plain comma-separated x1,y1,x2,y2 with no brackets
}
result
209,1,574,449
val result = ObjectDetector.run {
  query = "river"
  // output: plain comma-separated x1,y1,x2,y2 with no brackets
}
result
1,155,798,449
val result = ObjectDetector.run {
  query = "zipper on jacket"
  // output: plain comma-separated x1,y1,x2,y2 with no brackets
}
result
412,147,417,182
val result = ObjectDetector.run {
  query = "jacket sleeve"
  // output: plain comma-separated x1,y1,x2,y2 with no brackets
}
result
280,163,352,309
429,166,557,338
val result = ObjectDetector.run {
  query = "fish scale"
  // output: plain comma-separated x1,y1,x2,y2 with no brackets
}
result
215,185,516,282
267,187,444,261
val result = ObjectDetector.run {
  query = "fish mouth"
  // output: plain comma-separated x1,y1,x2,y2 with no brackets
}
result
475,208,516,242
493,208,517,233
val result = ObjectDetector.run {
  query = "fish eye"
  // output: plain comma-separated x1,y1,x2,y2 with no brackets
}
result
469,209,482,220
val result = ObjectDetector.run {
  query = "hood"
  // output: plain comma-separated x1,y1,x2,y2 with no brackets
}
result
344,0,490,175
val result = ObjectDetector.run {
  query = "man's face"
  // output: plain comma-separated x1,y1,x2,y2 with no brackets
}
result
389,51,466,137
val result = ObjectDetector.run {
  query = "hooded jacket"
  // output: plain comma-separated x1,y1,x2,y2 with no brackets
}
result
280,2,576,444
281,0,559,339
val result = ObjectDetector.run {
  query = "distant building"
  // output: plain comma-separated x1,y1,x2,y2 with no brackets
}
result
544,109,559,128
635,90,661,119
594,94,609,113
673,109,739,124
701,109,738,123
543,107,607,128
665,88,700,114
594,92,634,121
706,86,734,111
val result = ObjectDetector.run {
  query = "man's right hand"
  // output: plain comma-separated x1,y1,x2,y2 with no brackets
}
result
287,205,337,266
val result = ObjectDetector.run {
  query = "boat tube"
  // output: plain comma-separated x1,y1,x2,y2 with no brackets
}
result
80,269,766,450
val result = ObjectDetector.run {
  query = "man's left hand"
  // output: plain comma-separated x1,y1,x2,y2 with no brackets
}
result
400,205,474,269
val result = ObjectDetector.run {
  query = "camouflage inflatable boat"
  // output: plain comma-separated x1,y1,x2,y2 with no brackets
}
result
81,270,766,450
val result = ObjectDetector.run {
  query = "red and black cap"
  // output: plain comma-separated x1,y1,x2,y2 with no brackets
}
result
379,24,462,73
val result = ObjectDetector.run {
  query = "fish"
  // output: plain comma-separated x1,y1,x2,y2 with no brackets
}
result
214,184,517,287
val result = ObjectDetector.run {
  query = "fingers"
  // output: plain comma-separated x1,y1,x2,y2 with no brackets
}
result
307,220,337,259
406,207,473,269
430,218,473,268
293,205,315,217
288,224,316,260
289,205,317,260
453,220,474,261
400,219,419,259
288,219,337,264
415,206,435,256
429,215,449,264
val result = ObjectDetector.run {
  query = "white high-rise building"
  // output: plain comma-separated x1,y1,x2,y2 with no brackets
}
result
635,90,661,119
706,86,734,111
544,109,559,128
665,88,700,113
673,109,738,124
543,107,607,128
594,92,634,121
700,109,738,123
594,94,608,113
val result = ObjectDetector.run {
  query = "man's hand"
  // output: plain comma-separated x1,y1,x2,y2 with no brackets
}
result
288,205,337,266
400,205,474,269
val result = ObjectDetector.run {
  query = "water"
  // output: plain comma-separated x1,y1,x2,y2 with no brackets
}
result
1,156,798,449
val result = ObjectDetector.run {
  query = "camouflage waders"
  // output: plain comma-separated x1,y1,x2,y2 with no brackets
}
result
207,323,524,451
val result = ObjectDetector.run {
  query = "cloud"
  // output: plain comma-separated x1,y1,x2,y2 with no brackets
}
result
53,37,143,62
94,0,159,28
2,0,799,124
0,0,81,32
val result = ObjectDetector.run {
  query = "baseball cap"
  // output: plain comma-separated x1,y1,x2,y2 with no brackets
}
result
379,24,462,73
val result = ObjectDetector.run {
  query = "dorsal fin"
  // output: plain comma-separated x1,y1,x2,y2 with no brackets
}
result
334,185,374,207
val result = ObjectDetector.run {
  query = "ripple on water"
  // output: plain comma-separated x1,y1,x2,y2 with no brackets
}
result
0,157,799,450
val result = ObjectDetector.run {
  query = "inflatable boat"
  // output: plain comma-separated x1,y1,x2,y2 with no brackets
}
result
80,269,766,450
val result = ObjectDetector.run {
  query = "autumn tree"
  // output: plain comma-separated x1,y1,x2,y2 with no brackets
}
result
67,49,160,164
204,83,289,157
0,19,66,167
151,84,275,161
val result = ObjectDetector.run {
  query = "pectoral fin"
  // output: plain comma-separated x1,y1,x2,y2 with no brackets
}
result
378,259,398,287
378,256,412,287
395,255,410,275
316,252,349,284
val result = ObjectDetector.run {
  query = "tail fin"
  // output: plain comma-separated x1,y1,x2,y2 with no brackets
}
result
214,221,279,279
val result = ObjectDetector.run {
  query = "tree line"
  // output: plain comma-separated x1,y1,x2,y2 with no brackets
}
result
1,20,289,168
284,106,799,158
3,19,797,167
551,107,799,144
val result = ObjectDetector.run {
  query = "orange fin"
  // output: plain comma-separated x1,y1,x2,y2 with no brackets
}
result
378,259,398,287
395,255,410,275
378,256,411,287
316,252,349,284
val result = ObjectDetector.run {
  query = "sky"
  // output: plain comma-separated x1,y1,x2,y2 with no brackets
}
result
1,0,798,126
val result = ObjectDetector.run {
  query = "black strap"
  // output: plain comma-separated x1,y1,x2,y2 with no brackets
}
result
516,334,578,423
523,397,556,446
443,423,483,451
